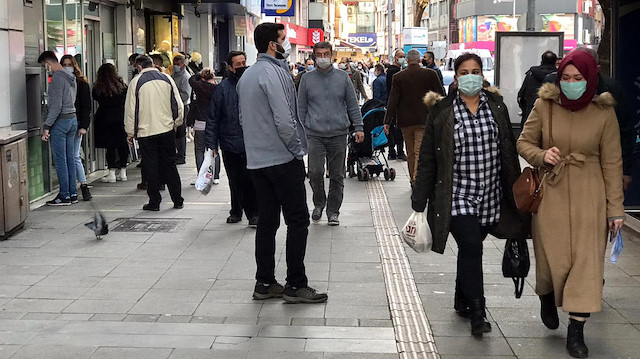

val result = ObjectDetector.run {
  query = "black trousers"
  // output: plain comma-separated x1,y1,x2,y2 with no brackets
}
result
105,144,130,169
175,105,189,163
251,159,310,288
386,124,405,156
138,131,183,206
222,150,258,218
450,215,489,301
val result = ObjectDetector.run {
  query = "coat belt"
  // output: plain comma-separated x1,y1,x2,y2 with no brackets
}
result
547,153,599,186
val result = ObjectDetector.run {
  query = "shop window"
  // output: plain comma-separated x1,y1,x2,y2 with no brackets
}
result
66,0,82,58
45,0,64,56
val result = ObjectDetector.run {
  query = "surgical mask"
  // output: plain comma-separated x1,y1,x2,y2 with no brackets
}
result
173,65,183,73
339,63,348,70
397,58,406,66
234,66,248,78
316,57,331,69
457,74,484,96
560,80,587,100
273,39,291,60
63,66,75,74
306,65,315,71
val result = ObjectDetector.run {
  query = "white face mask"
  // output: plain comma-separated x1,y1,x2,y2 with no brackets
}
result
63,66,75,74
316,58,331,69
273,38,292,59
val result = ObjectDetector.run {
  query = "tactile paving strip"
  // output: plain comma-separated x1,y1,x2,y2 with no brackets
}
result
367,180,439,359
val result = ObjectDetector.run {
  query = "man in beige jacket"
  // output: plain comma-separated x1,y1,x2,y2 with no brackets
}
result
126,55,185,211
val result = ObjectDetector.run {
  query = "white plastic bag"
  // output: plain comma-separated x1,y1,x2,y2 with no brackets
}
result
195,149,216,195
402,211,432,253
610,229,624,263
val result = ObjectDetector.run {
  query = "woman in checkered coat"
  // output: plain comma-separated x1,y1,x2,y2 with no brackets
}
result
411,53,530,336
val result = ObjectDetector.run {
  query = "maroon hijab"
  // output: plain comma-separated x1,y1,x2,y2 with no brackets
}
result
556,49,599,112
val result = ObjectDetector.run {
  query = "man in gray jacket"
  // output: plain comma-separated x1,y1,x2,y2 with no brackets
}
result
238,22,328,304
298,42,364,226
39,51,78,206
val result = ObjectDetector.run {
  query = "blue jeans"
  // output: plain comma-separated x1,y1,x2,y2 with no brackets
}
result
50,118,78,199
74,134,87,183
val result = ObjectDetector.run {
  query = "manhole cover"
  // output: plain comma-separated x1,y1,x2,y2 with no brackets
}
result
110,218,188,233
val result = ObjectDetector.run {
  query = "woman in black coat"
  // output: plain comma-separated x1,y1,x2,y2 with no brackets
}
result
60,55,92,201
92,63,129,183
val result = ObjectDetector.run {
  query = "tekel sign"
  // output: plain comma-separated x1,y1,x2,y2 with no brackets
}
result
262,0,295,16
346,33,377,47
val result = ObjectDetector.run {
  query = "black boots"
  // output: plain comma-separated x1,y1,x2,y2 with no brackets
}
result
539,291,559,329
567,319,588,358
469,298,491,335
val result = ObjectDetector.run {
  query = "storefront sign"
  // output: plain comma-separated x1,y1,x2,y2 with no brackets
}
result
346,33,377,47
234,16,247,36
263,0,295,17
308,28,324,45
278,22,324,46
403,27,429,45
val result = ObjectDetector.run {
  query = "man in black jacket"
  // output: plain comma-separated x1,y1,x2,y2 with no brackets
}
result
205,51,258,227
542,48,635,190
518,50,558,126
385,50,406,160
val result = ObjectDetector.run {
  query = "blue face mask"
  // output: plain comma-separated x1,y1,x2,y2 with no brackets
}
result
307,65,315,71
173,65,182,73
457,74,484,96
560,80,587,100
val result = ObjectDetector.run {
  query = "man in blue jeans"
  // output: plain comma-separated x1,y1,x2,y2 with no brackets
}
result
39,51,78,206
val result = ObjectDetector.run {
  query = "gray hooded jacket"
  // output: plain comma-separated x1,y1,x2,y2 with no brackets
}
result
44,69,77,130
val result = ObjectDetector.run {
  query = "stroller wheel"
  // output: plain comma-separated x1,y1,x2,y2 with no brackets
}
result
384,168,390,181
362,168,370,181
357,168,364,181
389,168,396,181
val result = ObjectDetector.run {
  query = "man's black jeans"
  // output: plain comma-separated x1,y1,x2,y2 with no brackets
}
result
251,159,310,288
138,130,183,207
222,150,258,219
450,215,489,301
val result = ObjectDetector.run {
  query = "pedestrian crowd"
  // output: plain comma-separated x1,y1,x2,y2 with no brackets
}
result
38,21,633,358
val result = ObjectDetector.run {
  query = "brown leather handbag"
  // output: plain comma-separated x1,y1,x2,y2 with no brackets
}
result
513,101,553,214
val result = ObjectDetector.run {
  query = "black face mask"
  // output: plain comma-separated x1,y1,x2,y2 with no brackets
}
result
234,66,249,78
422,59,428,67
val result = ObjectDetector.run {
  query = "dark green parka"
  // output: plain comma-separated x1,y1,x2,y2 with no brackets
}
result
411,88,531,254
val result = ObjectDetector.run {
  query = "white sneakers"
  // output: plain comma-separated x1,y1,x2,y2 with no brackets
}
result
119,168,127,181
101,169,117,183
101,168,127,183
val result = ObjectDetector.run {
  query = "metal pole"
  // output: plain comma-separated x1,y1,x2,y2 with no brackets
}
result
388,0,393,62
513,0,516,21
526,0,536,31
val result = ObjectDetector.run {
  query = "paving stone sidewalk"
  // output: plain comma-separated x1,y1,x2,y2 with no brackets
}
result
0,149,396,359
383,162,640,359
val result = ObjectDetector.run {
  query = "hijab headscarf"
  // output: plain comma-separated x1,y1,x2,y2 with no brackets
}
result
556,49,599,112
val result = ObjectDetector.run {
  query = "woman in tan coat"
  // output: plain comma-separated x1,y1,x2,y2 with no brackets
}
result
517,49,625,358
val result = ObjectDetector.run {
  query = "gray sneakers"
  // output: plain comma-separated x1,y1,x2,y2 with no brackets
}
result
283,285,328,303
252,282,285,300
312,207,323,222
327,213,340,226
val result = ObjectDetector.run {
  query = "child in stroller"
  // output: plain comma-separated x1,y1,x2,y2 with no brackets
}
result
347,99,396,181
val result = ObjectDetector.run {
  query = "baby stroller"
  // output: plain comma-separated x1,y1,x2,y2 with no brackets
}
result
347,99,396,181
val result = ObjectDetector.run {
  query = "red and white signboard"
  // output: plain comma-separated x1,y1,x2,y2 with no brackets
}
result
279,21,324,46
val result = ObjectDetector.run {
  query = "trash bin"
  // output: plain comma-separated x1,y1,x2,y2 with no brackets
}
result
0,128,28,240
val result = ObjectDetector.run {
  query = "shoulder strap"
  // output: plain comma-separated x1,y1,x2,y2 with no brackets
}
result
548,100,554,148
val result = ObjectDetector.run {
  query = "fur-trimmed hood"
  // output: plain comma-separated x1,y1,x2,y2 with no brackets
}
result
423,86,503,108
537,82,616,108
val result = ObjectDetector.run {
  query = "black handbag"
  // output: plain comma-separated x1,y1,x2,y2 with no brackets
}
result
502,238,530,299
